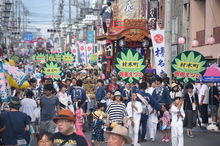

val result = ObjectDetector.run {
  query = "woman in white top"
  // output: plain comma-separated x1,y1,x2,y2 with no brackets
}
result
170,83,182,99
56,84,71,109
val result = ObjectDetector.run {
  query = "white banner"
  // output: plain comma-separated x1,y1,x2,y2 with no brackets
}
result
150,30,165,75
56,48,62,53
71,47,78,67
79,43,86,66
86,44,93,64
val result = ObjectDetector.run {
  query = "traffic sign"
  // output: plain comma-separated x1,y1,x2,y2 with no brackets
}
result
24,33,34,41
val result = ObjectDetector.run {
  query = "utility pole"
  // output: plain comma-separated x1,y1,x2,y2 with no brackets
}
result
76,0,78,17
69,0,72,48
164,0,172,81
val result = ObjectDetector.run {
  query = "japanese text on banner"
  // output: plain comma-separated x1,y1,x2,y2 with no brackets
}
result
150,30,165,75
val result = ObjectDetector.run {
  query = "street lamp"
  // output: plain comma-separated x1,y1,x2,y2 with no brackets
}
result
4,0,12,11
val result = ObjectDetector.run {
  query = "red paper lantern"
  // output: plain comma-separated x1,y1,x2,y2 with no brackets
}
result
207,35,215,45
178,37,185,45
192,39,199,48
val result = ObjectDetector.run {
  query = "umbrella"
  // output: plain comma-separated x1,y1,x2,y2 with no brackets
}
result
197,65,220,130
198,65,220,83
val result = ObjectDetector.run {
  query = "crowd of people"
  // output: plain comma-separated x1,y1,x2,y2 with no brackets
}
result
0,66,219,146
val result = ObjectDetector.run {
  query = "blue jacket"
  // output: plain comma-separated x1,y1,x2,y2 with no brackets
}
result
71,86,87,102
152,86,172,104
121,88,131,105
137,91,162,121
96,86,105,101
130,86,139,94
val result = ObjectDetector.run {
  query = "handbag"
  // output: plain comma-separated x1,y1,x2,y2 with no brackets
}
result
7,113,27,145
110,121,118,129
102,73,106,79
34,106,41,119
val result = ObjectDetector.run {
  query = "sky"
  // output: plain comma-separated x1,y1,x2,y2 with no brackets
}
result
22,0,54,25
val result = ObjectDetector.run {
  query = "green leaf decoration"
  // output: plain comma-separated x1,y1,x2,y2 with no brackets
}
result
47,53,56,62
115,49,145,83
171,51,207,83
35,53,46,62
55,53,62,63
61,51,75,66
10,55,20,63
42,61,62,81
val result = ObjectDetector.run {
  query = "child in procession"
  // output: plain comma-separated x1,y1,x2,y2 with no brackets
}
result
146,105,159,142
170,97,185,146
91,103,107,146
75,100,89,132
160,104,171,142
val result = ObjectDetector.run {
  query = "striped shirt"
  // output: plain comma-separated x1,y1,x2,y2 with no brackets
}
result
106,102,128,124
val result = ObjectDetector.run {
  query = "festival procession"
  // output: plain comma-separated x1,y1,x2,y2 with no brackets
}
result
0,0,220,146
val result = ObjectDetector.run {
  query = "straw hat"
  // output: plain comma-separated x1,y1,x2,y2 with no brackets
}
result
92,111,101,119
171,83,178,88
105,125,132,144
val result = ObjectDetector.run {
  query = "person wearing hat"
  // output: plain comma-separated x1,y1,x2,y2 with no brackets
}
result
170,83,182,99
91,108,107,146
2,96,30,145
38,84,60,133
52,109,88,146
105,125,132,146
106,91,128,130
183,83,199,138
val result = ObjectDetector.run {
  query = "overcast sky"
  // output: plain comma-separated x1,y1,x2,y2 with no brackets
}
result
22,0,53,24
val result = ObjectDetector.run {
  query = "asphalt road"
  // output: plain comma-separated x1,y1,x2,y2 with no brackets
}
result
31,125,220,146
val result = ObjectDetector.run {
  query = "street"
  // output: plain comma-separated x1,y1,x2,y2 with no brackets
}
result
31,125,220,146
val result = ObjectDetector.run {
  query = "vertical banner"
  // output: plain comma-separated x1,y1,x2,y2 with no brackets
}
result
86,44,93,64
71,47,78,67
87,30,94,44
79,43,86,66
0,62,12,102
150,30,165,75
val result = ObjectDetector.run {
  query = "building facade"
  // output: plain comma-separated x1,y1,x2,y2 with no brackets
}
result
190,0,220,65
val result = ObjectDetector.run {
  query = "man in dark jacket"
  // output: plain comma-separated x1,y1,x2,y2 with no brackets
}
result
71,80,87,103
136,82,164,142
100,2,113,34
96,79,105,102
152,76,172,104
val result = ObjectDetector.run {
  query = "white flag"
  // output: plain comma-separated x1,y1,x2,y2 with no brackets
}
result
150,30,165,75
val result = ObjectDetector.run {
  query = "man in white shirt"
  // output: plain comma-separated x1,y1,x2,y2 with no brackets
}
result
199,80,209,126
21,90,37,122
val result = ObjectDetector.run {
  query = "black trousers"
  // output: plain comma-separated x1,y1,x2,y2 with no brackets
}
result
103,22,107,33
200,104,208,124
